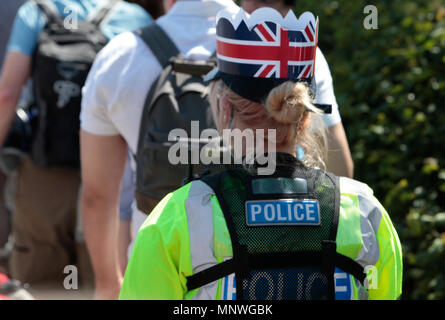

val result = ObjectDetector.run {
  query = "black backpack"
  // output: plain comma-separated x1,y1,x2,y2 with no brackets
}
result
134,23,222,214
30,0,120,168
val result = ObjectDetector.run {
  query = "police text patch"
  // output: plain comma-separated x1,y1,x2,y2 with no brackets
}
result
245,199,320,226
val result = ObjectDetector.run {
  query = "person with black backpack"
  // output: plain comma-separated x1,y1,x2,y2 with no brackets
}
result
79,0,239,299
0,0,152,294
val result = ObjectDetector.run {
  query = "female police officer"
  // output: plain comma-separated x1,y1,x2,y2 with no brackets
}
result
119,8,402,300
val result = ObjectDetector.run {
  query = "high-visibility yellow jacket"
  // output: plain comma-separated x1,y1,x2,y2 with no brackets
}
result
120,174,402,300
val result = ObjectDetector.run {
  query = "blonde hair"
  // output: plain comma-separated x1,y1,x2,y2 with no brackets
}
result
210,80,328,170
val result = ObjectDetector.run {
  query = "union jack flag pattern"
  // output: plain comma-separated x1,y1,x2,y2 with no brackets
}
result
216,9,319,81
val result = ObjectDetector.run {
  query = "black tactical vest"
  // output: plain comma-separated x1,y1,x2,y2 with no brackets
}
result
186,153,366,300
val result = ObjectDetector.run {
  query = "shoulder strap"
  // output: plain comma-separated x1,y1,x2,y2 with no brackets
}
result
135,23,180,68
187,259,237,291
89,0,122,26
34,0,64,27
134,23,179,158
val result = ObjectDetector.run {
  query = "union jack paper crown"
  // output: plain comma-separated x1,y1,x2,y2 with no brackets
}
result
205,8,322,105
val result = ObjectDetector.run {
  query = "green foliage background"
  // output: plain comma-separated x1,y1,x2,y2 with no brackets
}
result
293,0,445,299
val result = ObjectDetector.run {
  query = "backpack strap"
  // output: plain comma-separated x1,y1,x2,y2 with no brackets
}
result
89,0,122,26
187,257,239,291
135,23,180,68
134,23,180,167
170,58,216,77
34,0,64,27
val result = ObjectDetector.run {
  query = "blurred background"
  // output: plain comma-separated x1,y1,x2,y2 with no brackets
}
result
292,0,445,300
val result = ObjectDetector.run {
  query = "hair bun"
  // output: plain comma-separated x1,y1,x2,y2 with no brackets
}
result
265,82,311,124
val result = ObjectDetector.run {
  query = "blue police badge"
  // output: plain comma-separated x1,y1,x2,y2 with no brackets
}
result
245,199,321,226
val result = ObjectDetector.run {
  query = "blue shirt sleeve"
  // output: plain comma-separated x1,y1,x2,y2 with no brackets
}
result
7,1,152,56
7,1,46,56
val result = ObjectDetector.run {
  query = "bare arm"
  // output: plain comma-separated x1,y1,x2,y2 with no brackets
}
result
80,130,127,299
0,52,31,145
326,122,354,178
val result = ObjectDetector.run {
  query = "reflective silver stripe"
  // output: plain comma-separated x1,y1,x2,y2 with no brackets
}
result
185,180,219,300
339,177,382,266
356,195,382,267
356,279,369,300
339,177,382,300
339,177,373,198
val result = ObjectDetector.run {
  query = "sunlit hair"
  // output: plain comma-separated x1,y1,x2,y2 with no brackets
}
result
209,79,327,170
